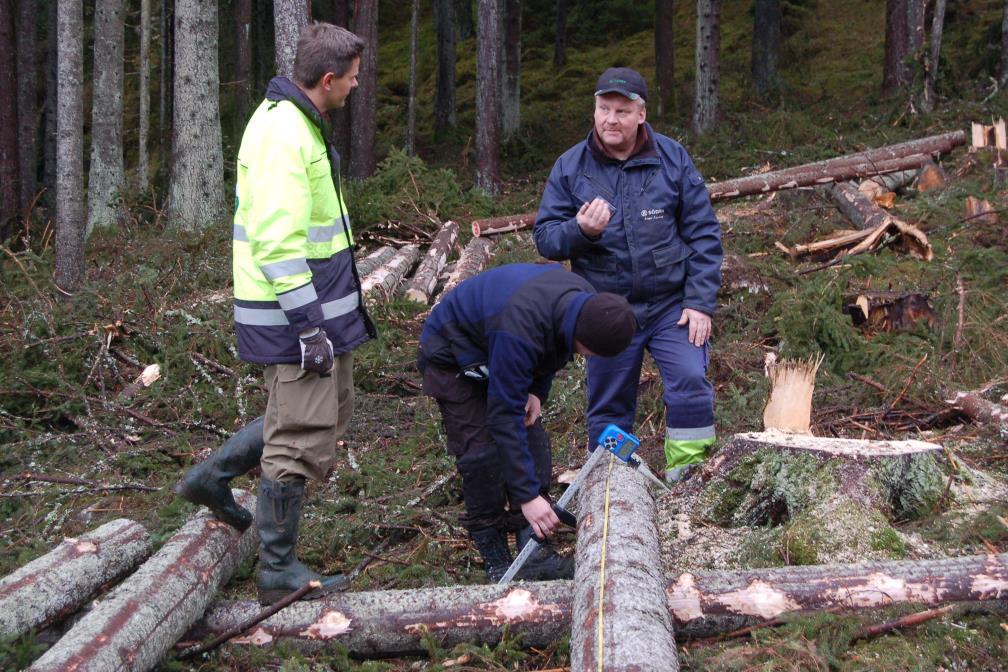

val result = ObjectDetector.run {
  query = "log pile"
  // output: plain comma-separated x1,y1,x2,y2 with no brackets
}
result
0,519,152,638
360,244,420,296
402,220,460,304
435,236,496,304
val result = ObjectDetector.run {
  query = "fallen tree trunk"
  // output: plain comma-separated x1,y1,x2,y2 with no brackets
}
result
354,246,396,278
402,220,460,304
0,519,151,638
946,391,1008,430
189,553,1008,655
471,213,535,237
861,168,919,193
709,153,931,202
572,456,679,671
27,490,257,672
360,245,420,297
434,237,495,304
830,181,892,230
779,213,933,263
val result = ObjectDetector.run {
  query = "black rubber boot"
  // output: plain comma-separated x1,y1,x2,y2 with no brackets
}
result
514,526,575,581
174,416,265,531
469,527,513,583
255,477,348,605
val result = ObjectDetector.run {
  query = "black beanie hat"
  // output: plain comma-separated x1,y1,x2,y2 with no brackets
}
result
575,293,636,357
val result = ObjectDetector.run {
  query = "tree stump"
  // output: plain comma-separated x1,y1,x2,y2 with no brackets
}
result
571,456,679,671
677,432,948,568
0,519,151,638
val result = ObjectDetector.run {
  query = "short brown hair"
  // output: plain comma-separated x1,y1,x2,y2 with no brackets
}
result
293,23,365,88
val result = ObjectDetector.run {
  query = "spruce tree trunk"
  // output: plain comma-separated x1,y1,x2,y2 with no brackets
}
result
159,0,174,184
350,0,378,179
233,0,253,148
87,0,126,235
406,0,418,155
692,0,721,135
554,0,567,66
42,0,56,218
55,0,84,295
999,0,1008,88
456,0,474,40
751,0,781,100
655,0,675,118
475,0,501,195
329,0,351,162
919,0,946,113
0,0,19,227
16,0,37,217
883,0,909,92
434,0,457,133
274,0,309,79
136,0,151,192
168,0,225,230
500,0,521,140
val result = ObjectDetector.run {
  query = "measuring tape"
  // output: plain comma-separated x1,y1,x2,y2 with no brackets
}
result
595,453,616,672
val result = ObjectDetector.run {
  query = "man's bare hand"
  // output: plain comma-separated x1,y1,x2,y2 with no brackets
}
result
577,198,611,238
677,308,712,347
521,496,560,539
524,393,542,427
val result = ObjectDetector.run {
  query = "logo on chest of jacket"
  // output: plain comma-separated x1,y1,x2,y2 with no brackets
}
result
641,208,666,221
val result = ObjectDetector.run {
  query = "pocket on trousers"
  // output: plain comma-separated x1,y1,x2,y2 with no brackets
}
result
274,365,337,433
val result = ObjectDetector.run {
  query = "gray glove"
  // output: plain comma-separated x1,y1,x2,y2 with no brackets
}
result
299,327,334,374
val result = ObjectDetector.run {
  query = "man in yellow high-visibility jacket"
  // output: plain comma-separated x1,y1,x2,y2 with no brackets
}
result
175,23,375,605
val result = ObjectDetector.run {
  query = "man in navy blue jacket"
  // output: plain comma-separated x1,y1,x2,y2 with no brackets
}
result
418,263,635,582
533,67,723,484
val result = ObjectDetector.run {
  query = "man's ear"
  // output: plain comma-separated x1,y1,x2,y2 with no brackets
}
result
321,72,335,90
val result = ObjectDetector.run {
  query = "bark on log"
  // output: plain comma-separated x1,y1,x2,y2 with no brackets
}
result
710,153,931,202
434,237,495,304
861,168,919,193
0,519,152,638
360,245,420,297
402,220,460,304
189,553,1008,654
830,181,892,231
471,213,535,237
946,391,1008,430
572,456,679,671
27,490,258,672
355,246,396,278
188,582,572,658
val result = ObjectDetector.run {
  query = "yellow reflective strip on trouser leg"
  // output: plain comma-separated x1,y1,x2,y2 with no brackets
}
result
663,436,715,470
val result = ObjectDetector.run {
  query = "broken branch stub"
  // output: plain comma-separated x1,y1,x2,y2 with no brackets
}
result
27,490,258,672
0,519,152,638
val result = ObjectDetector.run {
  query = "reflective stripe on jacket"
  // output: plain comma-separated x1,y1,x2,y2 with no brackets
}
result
233,77,374,364
532,123,722,322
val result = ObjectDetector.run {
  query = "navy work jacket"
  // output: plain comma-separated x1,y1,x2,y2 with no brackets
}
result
419,263,594,504
533,123,722,323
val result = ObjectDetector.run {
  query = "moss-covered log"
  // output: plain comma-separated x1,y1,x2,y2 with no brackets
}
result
685,432,948,566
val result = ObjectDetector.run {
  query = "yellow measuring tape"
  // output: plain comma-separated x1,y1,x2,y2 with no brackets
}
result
595,453,616,672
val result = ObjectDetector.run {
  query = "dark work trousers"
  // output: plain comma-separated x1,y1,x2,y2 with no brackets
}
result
421,363,552,533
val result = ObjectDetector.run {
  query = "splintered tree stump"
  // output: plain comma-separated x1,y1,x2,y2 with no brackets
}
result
762,355,823,434
402,220,460,304
354,245,396,277
27,490,258,672
434,236,495,304
844,291,938,333
572,456,679,671
360,245,420,297
964,196,998,225
471,212,535,237
0,519,152,638
916,161,948,192
188,582,572,658
687,432,948,566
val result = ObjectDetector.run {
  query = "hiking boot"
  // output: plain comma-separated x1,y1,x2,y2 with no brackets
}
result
175,416,265,531
513,526,575,581
469,527,513,583
255,477,348,605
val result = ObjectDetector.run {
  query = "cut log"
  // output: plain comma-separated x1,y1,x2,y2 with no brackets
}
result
433,237,495,304
188,581,572,658
571,456,679,671
471,213,536,237
686,432,948,565
946,391,1008,431
189,553,1008,653
667,553,1008,637
0,519,151,638
830,181,892,230
354,245,396,278
857,180,897,209
402,220,460,304
843,291,938,333
762,354,823,434
860,168,919,193
27,490,257,672
360,245,420,297
964,196,998,225
709,154,932,202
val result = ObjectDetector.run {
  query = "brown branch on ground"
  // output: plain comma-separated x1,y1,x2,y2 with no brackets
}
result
851,605,954,642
